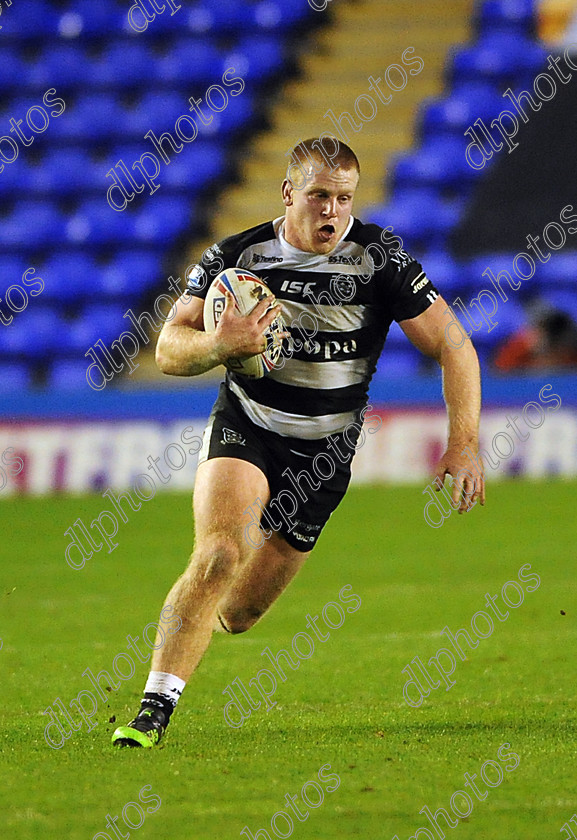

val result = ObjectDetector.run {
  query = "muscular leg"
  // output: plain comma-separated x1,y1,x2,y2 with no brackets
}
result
216,530,309,634
150,457,269,682
113,454,316,746
149,457,309,683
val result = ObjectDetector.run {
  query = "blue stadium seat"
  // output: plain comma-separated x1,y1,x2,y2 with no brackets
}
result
392,138,478,190
107,141,206,193
0,362,33,390
454,296,527,346
250,1,285,31
27,149,104,195
48,359,91,390
161,142,225,190
0,95,43,125
49,94,125,142
536,253,577,288
0,47,25,89
225,35,286,82
451,39,518,84
0,157,32,198
450,33,546,85
120,92,186,137
91,42,157,89
186,0,247,34
0,257,28,295
420,251,465,295
26,43,92,89
3,0,60,38
40,253,99,304
0,307,63,358
132,196,191,243
108,142,153,166
367,191,465,251
378,348,422,376
250,0,315,30
155,39,224,86
69,304,129,350
65,199,133,246
475,0,536,36
508,36,548,85
384,321,408,350
107,142,187,193
212,93,255,134
0,201,64,249
136,4,192,35
99,251,163,299
420,83,504,139
467,252,540,296
58,0,123,37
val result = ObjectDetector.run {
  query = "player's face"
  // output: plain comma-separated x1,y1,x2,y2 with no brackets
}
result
282,165,359,255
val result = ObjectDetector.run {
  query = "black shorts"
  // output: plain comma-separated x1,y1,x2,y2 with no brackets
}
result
198,384,359,551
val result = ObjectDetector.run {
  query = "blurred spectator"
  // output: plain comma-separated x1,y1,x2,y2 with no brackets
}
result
494,303,577,370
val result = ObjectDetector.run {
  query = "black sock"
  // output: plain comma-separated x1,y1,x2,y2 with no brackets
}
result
140,692,174,723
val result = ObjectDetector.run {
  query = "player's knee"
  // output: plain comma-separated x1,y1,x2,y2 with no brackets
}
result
219,606,264,634
195,537,240,587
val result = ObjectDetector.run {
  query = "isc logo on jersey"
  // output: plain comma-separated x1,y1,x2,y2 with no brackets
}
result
280,277,356,302
280,280,317,296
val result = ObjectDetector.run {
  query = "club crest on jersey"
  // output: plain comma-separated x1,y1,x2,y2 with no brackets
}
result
221,428,246,446
330,274,356,302
187,264,206,289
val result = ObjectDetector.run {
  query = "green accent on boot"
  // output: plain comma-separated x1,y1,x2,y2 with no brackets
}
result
111,710,164,748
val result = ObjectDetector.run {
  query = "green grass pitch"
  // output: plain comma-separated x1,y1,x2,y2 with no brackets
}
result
1,479,575,840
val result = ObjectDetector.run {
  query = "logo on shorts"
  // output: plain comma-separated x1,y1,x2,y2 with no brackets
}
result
221,427,246,446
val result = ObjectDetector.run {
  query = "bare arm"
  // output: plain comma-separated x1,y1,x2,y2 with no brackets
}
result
155,292,283,377
400,295,486,511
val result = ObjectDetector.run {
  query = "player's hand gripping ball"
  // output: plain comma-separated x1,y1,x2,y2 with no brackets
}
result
203,268,287,379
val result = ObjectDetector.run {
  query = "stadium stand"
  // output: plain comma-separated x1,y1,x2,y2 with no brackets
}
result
0,0,321,388
0,0,575,389
364,0,577,372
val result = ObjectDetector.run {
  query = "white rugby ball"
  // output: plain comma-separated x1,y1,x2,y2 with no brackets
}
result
203,267,286,379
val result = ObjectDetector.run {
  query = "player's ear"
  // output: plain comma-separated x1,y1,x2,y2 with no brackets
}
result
281,179,293,207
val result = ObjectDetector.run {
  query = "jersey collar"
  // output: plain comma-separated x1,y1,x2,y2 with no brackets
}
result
274,215,355,256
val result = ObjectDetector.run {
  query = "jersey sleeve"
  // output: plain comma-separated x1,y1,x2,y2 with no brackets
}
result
184,241,227,300
184,221,278,300
383,245,440,323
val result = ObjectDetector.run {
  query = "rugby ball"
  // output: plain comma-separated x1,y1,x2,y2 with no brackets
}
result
203,267,286,379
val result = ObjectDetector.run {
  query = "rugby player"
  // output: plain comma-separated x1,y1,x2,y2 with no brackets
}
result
112,138,485,747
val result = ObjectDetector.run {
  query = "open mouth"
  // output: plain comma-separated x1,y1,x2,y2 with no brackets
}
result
318,224,336,241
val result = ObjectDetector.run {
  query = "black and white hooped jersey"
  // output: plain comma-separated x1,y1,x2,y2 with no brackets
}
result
186,215,439,440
